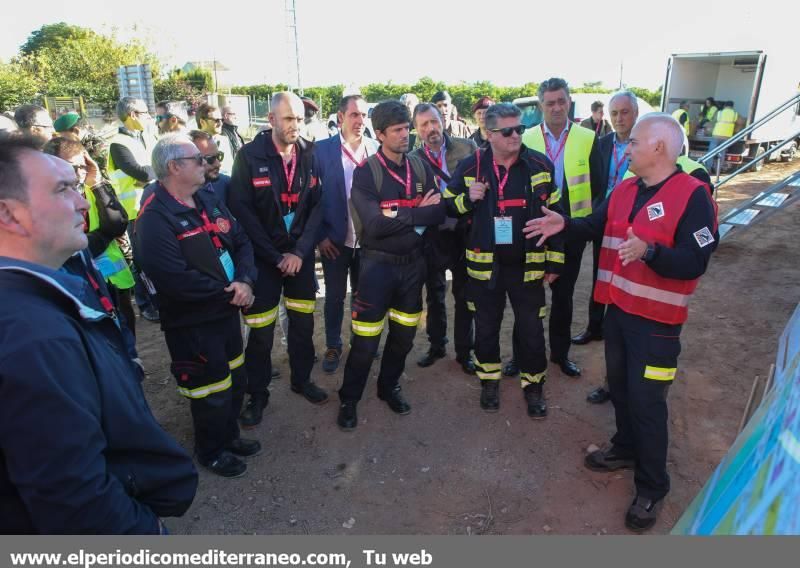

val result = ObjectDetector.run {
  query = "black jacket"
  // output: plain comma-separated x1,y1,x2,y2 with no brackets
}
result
228,131,322,267
0,258,197,534
135,182,257,330
445,145,566,286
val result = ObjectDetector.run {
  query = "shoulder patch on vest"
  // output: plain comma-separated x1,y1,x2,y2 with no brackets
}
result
647,202,665,221
693,226,715,248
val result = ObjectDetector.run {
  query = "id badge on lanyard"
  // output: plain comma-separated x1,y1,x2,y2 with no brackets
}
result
219,249,235,282
283,211,295,231
494,216,513,245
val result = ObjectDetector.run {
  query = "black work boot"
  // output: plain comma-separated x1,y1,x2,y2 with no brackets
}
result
337,401,358,431
625,495,663,533
480,380,500,412
502,359,519,377
417,345,446,367
523,383,547,419
239,392,269,428
198,451,247,478
290,380,329,405
584,444,635,472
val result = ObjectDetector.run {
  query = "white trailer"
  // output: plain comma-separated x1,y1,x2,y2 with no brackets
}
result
661,50,800,169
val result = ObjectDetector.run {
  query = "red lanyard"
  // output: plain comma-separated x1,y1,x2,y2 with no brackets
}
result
424,145,446,187
375,152,412,199
595,119,602,135
85,271,116,316
492,158,511,215
199,210,224,250
542,124,569,164
610,140,629,188
282,146,297,197
341,143,365,167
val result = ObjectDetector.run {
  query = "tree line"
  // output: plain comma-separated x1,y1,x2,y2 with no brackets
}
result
1,23,662,117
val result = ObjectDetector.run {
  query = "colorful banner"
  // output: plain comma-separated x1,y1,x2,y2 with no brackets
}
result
673,303,800,534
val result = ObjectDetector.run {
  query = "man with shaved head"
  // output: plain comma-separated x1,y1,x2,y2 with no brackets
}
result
228,91,327,428
523,113,718,532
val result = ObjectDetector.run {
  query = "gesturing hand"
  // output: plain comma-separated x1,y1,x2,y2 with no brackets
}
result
618,227,648,266
522,206,566,246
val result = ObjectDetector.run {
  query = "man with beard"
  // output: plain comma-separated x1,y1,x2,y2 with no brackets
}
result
337,101,444,431
228,92,326,428
410,103,477,374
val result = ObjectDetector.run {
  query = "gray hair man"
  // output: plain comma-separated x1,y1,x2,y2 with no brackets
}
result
524,113,718,532
135,133,259,478
574,90,640,359
409,103,478,374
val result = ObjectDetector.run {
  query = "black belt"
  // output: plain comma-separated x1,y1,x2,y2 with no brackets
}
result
361,247,423,265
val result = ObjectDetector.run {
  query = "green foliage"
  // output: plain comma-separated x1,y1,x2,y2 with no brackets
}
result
182,68,214,92
20,22,94,56
627,85,663,107
0,61,39,111
153,73,205,107
17,26,159,105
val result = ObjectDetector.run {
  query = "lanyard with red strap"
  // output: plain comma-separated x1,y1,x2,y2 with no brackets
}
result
609,140,629,188
85,271,116,317
199,210,224,250
341,142,365,167
375,151,413,200
594,119,602,135
423,145,447,187
542,123,570,164
492,158,526,215
281,146,298,210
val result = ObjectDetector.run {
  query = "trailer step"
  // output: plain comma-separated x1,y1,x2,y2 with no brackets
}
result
720,169,800,240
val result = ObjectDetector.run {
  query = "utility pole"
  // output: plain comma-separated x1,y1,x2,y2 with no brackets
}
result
618,60,624,90
285,0,302,94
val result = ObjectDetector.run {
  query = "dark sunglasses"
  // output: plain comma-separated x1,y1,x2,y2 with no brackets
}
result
202,152,224,164
490,124,526,137
173,155,205,166
208,118,223,124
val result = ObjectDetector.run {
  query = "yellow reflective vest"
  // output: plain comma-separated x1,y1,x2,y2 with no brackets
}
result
621,156,707,184
522,123,595,217
712,108,739,138
107,130,153,218
85,186,135,290
704,106,718,122
672,109,690,136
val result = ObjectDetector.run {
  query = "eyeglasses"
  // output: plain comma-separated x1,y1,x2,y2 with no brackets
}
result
33,124,54,129
132,110,150,116
173,155,205,166
202,152,224,165
207,118,223,124
72,164,88,174
155,114,168,122
490,124,526,137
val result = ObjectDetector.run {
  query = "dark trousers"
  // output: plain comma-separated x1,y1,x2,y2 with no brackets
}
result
547,236,586,362
164,313,246,462
243,258,317,395
321,245,360,351
474,264,547,386
423,230,474,360
587,237,606,334
339,254,426,402
604,304,681,501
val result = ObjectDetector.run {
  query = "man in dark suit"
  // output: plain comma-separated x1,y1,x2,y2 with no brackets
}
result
572,91,639,402
315,95,379,374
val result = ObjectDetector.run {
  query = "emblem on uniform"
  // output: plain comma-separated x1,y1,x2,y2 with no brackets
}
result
416,182,423,193
180,220,189,227
647,202,665,221
693,226,715,248
259,167,270,173
216,217,231,234
253,176,272,188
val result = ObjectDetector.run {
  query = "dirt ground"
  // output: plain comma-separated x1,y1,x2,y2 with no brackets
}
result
136,160,800,535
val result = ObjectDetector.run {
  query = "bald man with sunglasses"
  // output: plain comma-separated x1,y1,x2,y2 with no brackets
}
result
444,103,564,418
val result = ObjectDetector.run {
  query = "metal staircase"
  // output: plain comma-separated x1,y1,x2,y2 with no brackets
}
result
698,92,800,240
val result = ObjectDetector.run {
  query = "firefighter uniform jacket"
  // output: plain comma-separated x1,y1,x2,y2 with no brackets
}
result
445,145,566,286
227,130,322,266
135,182,257,330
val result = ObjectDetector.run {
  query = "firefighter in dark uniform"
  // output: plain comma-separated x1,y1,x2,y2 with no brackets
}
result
446,103,564,417
337,100,445,431
525,113,718,532
135,134,260,479
410,103,478,374
228,92,326,428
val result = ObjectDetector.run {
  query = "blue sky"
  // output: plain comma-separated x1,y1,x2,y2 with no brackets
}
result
1,0,795,89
